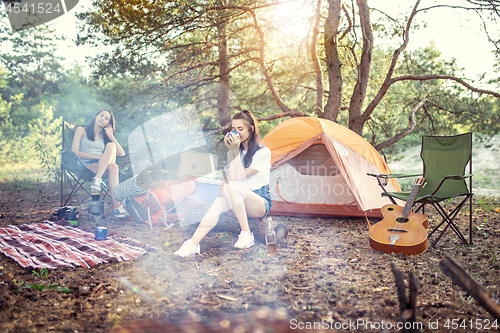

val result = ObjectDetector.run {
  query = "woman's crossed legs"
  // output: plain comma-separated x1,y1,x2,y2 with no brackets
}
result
85,142,120,209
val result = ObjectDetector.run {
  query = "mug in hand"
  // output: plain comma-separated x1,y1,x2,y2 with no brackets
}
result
229,130,240,140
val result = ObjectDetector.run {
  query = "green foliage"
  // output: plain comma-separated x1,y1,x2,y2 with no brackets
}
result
0,22,68,179
32,268,49,279
0,23,110,179
52,66,108,124
366,44,500,155
0,26,65,138
0,26,64,101
30,114,62,183
0,89,62,181
19,283,72,293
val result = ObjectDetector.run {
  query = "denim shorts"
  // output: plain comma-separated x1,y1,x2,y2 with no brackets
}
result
77,159,98,170
253,184,273,218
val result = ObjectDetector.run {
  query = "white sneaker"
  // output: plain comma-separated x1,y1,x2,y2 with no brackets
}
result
234,231,254,249
174,239,200,257
113,206,128,218
90,178,105,195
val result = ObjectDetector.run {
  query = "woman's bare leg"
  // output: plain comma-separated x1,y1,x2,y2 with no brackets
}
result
221,182,267,232
220,182,250,233
191,197,230,245
95,143,116,179
106,162,120,208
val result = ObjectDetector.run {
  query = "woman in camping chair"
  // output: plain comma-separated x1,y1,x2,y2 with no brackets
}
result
175,109,272,257
71,109,128,218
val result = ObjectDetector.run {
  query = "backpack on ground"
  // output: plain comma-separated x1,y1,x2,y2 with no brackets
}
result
124,179,196,228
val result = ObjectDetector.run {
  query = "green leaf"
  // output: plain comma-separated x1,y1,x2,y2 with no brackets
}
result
56,286,73,293
20,284,47,291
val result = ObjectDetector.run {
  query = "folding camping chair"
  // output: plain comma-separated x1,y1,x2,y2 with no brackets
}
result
369,133,473,248
60,121,128,206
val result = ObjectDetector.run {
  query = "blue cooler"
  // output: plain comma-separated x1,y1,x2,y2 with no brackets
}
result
180,150,221,205
192,178,222,205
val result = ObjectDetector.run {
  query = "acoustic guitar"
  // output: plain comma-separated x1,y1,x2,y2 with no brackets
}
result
369,178,428,255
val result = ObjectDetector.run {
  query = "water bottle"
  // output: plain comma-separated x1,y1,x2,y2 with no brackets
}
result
265,216,277,256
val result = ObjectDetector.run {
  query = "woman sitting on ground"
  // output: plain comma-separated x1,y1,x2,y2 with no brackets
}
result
175,109,272,257
71,109,127,218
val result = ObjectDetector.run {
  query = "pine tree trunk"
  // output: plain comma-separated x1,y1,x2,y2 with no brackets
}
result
348,0,373,135
323,0,342,122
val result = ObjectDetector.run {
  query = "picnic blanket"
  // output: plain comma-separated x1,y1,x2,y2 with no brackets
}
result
0,221,157,269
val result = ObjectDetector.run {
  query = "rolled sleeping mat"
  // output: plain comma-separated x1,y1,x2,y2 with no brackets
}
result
113,175,148,202
135,172,155,190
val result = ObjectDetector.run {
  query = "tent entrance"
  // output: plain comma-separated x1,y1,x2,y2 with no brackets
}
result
287,143,339,177
269,143,357,207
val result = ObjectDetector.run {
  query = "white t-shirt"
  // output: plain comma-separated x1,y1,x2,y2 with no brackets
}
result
230,144,271,191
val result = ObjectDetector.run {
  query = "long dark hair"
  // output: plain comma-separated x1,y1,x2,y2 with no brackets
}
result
84,109,115,144
233,109,260,168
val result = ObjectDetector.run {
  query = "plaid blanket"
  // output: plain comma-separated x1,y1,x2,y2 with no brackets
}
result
0,221,156,269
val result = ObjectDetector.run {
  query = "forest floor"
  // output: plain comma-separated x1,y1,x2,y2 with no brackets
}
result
0,181,499,333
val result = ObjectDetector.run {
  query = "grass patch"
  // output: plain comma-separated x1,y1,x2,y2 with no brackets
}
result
19,283,72,293
475,196,500,212
473,171,500,190
0,162,48,183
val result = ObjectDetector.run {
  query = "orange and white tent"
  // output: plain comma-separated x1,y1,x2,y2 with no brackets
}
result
261,117,400,217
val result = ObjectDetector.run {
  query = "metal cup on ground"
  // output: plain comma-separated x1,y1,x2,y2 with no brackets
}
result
95,227,108,241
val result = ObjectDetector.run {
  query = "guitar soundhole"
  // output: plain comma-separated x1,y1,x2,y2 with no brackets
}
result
396,217,409,223
387,207,395,211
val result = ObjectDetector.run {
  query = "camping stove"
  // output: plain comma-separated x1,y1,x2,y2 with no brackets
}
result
88,195,104,215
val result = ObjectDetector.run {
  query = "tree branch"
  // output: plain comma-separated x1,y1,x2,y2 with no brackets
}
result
374,98,426,151
391,75,500,99
361,0,421,123
161,57,259,88
440,256,500,320
203,111,307,137
249,9,290,113
339,4,352,41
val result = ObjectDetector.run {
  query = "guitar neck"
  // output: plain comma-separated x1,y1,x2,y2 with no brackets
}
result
401,183,420,217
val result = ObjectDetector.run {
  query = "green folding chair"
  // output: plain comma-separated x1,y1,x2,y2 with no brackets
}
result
369,133,473,247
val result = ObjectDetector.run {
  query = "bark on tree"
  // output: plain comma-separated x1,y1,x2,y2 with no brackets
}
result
311,0,324,118
348,0,373,135
323,0,343,121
